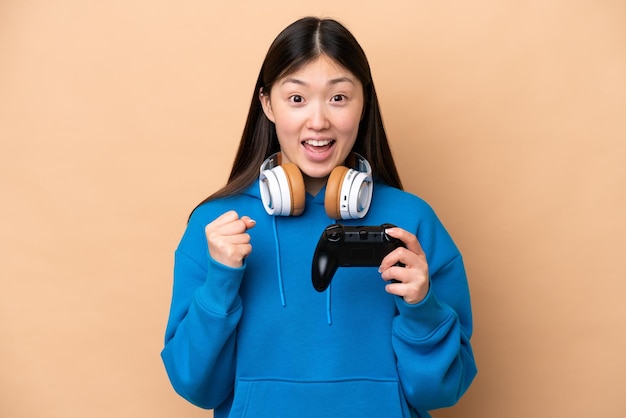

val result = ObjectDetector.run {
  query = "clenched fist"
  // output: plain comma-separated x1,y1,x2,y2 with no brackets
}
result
205,210,256,268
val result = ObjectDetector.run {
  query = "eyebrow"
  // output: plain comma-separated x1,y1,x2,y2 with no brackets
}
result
281,76,356,87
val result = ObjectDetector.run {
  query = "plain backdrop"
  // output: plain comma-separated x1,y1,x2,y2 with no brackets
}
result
1,1,625,417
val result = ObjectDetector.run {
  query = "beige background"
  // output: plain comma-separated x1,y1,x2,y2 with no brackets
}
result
1,0,625,417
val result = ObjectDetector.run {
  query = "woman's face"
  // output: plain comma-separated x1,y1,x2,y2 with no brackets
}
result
260,54,364,195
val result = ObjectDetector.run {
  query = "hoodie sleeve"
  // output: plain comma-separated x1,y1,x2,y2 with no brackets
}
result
392,206,477,412
160,213,244,409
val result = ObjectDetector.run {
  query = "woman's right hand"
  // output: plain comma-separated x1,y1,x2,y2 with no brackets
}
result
204,210,256,268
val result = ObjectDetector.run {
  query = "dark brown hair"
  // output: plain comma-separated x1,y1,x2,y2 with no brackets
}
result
196,17,402,209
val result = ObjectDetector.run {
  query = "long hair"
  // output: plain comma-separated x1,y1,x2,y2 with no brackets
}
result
196,17,402,209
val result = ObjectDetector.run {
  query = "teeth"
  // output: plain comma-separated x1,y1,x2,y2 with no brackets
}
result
305,139,332,147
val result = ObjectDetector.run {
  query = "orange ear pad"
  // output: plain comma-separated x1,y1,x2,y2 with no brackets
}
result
281,162,306,216
324,165,349,220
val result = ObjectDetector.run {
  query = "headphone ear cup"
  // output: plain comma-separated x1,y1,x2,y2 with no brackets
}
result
325,166,373,219
324,166,349,220
259,163,305,216
344,170,373,219
259,167,285,216
281,162,306,216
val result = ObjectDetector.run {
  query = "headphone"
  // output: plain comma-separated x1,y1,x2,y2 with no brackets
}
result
259,152,373,219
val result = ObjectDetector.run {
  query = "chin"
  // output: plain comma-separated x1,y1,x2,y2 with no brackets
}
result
303,171,331,181
308,160,338,174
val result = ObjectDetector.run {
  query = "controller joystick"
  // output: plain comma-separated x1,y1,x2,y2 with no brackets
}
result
311,223,404,292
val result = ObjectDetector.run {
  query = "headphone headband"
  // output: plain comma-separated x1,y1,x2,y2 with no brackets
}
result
345,152,372,175
259,153,282,173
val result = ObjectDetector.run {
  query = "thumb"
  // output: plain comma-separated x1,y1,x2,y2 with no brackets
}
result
240,216,256,230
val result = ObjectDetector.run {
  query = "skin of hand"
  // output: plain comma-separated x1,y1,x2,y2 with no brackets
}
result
378,227,430,305
205,210,256,268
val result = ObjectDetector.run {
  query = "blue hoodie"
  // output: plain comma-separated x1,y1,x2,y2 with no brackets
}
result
161,182,476,417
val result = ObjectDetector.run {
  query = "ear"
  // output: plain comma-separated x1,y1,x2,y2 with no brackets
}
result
259,88,275,123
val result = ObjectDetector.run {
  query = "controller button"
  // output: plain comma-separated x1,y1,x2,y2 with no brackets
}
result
326,224,342,242
328,233,340,242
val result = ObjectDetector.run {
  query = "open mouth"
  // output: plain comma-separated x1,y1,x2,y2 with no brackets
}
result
302,139,335,153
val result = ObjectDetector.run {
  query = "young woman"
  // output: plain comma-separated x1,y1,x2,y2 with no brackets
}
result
161,16,476,417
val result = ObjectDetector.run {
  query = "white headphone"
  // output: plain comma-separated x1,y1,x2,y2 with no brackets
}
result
259,152,373,219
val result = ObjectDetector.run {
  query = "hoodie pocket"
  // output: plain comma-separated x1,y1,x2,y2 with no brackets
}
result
229,378,408,418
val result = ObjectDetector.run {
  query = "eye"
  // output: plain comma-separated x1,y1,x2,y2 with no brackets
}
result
331,94,347,102
289,95,304,103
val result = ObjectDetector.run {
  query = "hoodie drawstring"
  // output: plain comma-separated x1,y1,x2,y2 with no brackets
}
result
272,216,286,307
326,284,332,325
324,220,340,325
272,215,333,325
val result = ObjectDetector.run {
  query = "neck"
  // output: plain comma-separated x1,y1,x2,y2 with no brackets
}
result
304,175,328,197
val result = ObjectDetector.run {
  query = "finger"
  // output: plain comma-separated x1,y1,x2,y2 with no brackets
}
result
380,261,406,277
205,210,239,234
216,217,255,236
214,210,240,226
206,212,253,238
222,231,252,246
381,260,406,281
239,243,253,260
379,246,413,273
384,274,430,305
209,234,253,266
384,227,424,255
240,216,257,230
384,280,404,295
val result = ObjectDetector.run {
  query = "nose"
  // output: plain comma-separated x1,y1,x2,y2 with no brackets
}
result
306,102,330,131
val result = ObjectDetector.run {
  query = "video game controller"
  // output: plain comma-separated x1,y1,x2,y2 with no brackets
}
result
311,223,405,292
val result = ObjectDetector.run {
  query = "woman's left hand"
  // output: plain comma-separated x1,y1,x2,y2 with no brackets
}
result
378,227,429,304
